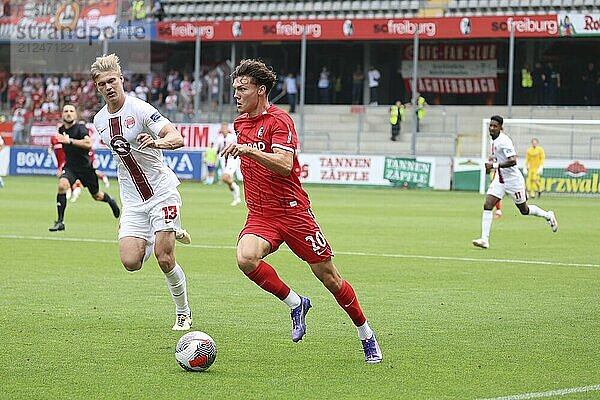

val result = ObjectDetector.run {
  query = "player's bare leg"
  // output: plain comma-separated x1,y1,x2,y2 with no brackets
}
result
236,234,306,340
155,231,192,330
310,258,382,363
222,173,241,206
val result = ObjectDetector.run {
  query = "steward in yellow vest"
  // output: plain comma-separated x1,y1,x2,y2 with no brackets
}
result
390,100,405,141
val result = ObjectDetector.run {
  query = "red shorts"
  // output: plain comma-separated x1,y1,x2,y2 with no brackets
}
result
239,209,334,264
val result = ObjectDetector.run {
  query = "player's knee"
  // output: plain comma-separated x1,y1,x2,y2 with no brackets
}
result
122,259,142,272
58,180,70,192
92,192,103,201
156,253,175,269
519,206,529,215
236,252,260,272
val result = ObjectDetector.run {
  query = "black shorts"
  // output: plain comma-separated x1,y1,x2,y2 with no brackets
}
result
61,166,99,195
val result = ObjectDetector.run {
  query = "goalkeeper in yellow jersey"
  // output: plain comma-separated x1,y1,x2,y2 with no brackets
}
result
525,138,545,198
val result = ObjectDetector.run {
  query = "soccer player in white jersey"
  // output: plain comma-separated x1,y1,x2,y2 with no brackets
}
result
216,122,241,206
91,54,194,330
473,115,558,249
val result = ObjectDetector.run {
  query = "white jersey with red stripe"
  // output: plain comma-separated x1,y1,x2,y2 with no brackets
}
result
94,96,180,206
491,132,523,184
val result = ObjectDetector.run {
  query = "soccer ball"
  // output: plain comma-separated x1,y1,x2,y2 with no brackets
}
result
175,331,217,372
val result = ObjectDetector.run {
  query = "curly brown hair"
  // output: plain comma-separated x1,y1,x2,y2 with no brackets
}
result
231,59,277,94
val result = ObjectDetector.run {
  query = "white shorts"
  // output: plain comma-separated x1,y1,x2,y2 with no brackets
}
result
118,188,183,242
220,156,240,177
487,174,527,204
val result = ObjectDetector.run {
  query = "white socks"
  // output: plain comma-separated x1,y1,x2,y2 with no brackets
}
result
527,204,550,219
164,264,190,316
231,182,240,200
481,210,493,241
357,321,374,340
283,290,301,309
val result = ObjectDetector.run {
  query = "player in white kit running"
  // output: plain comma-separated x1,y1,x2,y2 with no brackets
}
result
472,115,558,249
216,122,241,206
91,54,194,330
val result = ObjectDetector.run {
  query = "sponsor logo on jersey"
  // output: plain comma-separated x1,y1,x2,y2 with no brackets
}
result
150,112,162,122
125,116,135,129
249,142,266,151
257,126,264,138
110,136,132,156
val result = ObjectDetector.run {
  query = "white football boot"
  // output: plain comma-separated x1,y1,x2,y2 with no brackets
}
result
547,211,558,232
175,229,192,245
172,314,192,331
472,238,489,249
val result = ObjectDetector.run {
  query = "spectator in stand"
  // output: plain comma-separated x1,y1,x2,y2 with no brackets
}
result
60,74,72,93
135,80,149,102
179,74,193,111
317,66,330,104
7,74,21,111
0,66,8,110
208,70,220,111
544,62,560,105
12,106,27,144
22,75,34,109
152,0,165,21
352,65,364,105
46,77,60,105
582,62,598,106
165,89,178,121
125,81,136,97
41,95,59,120
368,65,381,105
150,74,164,108
282,73,298,113
532,61,545,105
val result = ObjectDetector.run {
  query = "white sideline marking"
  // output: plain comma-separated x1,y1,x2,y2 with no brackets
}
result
479,384,600,400
1,234,599,268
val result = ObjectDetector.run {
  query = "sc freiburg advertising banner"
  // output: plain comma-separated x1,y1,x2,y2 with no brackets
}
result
155,15,559,42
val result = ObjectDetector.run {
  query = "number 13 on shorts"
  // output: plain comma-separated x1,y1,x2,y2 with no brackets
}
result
162,205,178,220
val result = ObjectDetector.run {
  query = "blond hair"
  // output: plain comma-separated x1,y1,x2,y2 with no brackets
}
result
90,54,122,82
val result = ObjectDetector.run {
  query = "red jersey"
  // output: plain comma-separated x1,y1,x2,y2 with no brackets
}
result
234,105,310,216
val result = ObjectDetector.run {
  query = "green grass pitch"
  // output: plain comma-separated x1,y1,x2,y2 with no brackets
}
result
0,176,599,399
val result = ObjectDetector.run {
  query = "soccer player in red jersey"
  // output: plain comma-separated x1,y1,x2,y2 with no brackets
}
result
221,59,382,363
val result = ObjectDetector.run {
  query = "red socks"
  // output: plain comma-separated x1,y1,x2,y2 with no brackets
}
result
333,280,366,327
245,260,291,301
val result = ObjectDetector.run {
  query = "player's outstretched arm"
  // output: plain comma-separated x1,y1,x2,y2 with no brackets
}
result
221,145,293,176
